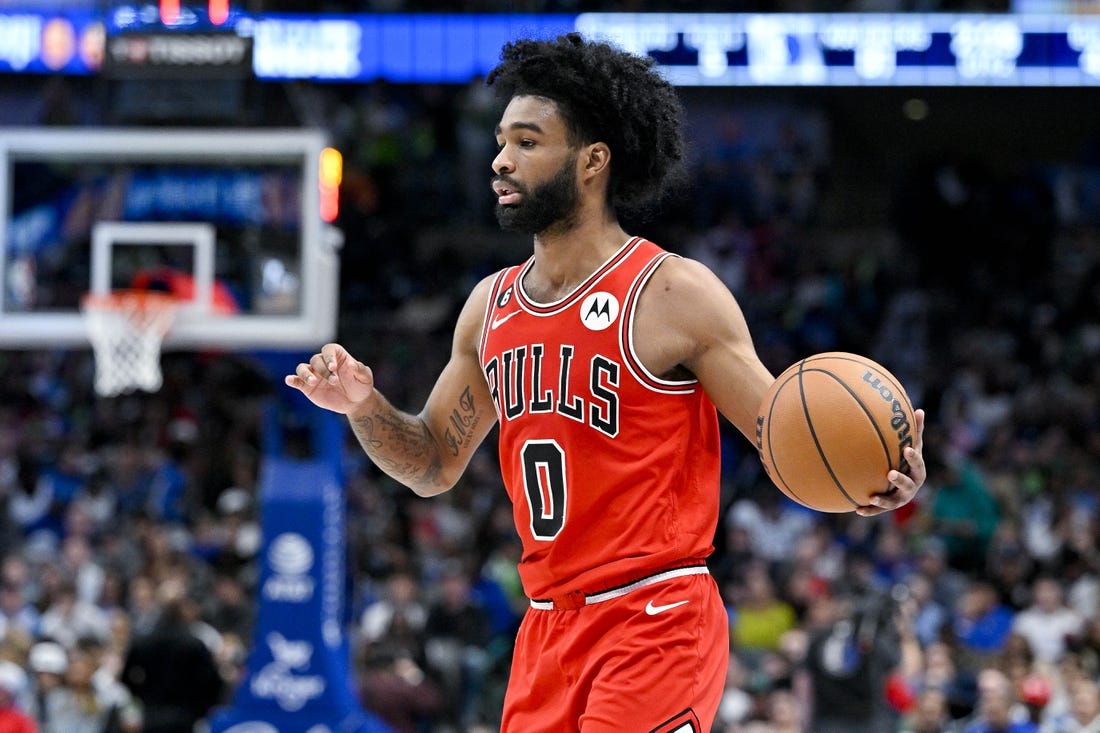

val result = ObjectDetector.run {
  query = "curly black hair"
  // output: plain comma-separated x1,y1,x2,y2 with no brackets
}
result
486,32,687,224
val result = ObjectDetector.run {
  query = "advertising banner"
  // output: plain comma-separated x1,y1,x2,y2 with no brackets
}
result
208,456,393,733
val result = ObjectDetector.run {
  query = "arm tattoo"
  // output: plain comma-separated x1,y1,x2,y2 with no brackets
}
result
443,386,482,457
348,385,483,490
350,408,442,489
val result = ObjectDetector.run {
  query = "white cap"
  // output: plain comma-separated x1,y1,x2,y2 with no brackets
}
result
217,487,251,515
0,660,27,694
28,642,67,676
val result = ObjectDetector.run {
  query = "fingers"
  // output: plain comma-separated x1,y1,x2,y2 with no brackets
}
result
320,343,349,376
856,407,928,518
320,343,372,384
284,344,349,390
284,343,374,405
858,468,916,515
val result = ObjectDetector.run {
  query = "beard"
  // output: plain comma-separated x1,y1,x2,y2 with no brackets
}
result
494,158,579,234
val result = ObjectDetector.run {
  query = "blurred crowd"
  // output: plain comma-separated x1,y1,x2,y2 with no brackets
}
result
0,68,1099,733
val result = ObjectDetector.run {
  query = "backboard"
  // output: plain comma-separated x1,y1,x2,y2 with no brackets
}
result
0,127,341,350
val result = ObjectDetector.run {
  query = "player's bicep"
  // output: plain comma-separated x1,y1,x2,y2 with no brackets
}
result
667,261,774,442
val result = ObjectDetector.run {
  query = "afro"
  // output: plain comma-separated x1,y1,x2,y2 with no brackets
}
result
487,33,687,224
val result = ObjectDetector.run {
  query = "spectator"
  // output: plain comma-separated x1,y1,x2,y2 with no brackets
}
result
803,589,903,733
1012,576,1085,666
898,686,952,733
37,646,135,733
58,535,104,607
714,653,755,730
912,536,971,617
25,641,65,729
203,572,252,643
998,632,1041,699
730,561,799,656
1018,673,1053,729
0,660,35,733
951,581,1016,672
1066,613,1100,680
958,667,1039,733
986,538,1037,612
7,454,57,540
120,595,223,733
422,563,492,730
0,558,40,643
903,572,949,647
760,687,804,733
726,490,815,565
1041,677,1100,733
37,581,109,649
358,645,444,733
925,450,1001,575
359,571,428,658
919,640,972,718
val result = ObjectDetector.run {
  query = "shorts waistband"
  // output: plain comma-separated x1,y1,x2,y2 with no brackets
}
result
529,565,710,611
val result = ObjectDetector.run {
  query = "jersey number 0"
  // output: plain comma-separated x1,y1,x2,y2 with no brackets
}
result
522,440,567,540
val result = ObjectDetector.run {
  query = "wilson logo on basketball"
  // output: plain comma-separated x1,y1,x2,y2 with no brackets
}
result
861,370,914,470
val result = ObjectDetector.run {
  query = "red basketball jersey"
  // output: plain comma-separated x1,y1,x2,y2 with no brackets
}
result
478,237,722,600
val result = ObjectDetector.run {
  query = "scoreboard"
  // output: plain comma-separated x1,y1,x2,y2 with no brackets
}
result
2,8,1100,86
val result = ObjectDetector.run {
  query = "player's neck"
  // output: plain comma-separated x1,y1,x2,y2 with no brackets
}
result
526,217,629,302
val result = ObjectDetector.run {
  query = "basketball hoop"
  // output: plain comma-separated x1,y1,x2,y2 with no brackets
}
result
81,291,179,397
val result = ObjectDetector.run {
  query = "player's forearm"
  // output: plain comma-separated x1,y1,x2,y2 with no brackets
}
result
346,391,449,496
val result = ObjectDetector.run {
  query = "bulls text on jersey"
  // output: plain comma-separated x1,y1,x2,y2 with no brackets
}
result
483,344,620,438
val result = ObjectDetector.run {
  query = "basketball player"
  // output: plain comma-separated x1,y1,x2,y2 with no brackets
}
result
286,33,927,732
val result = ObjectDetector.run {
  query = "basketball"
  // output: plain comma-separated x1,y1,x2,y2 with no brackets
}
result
755,352,916,513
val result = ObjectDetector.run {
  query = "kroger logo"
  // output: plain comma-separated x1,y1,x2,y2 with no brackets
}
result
250,633,326,712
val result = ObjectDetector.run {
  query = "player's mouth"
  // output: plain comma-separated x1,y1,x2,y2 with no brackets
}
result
492,178,522,205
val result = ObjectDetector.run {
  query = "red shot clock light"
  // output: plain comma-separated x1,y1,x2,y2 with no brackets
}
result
208,0,229,25
159,0,230,26
159,0,179,25
319,147,342,223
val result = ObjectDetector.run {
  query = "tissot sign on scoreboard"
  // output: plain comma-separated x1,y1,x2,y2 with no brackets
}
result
104,30,251,77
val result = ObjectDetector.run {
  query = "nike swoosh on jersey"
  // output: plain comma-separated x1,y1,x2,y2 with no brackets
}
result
644,599,690,615
490,310,521,330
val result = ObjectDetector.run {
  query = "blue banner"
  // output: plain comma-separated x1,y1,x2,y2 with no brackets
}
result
208,456,393,733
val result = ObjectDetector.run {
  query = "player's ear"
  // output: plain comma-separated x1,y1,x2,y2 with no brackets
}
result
582,142,611,178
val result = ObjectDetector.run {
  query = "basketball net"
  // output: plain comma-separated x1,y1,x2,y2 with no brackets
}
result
81,291,179,397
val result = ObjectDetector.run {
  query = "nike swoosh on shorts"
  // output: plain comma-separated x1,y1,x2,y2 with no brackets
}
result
645,599,689,615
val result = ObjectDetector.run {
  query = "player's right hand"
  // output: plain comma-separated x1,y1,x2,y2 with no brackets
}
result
284,343,375,414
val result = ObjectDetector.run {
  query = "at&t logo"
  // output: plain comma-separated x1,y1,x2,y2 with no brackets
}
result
262,532,315,602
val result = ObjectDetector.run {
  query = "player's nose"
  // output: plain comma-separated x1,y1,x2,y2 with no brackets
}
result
492,147,514,175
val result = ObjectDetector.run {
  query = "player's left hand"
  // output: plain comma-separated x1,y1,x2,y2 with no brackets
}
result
856,408,926,517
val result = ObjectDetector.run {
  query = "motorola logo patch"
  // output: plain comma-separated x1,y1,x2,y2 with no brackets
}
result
579,292,619,331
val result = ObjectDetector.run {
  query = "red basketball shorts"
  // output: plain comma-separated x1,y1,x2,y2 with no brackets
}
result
500,570,729,733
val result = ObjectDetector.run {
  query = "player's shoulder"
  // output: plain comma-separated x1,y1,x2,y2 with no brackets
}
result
646,253,734,307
